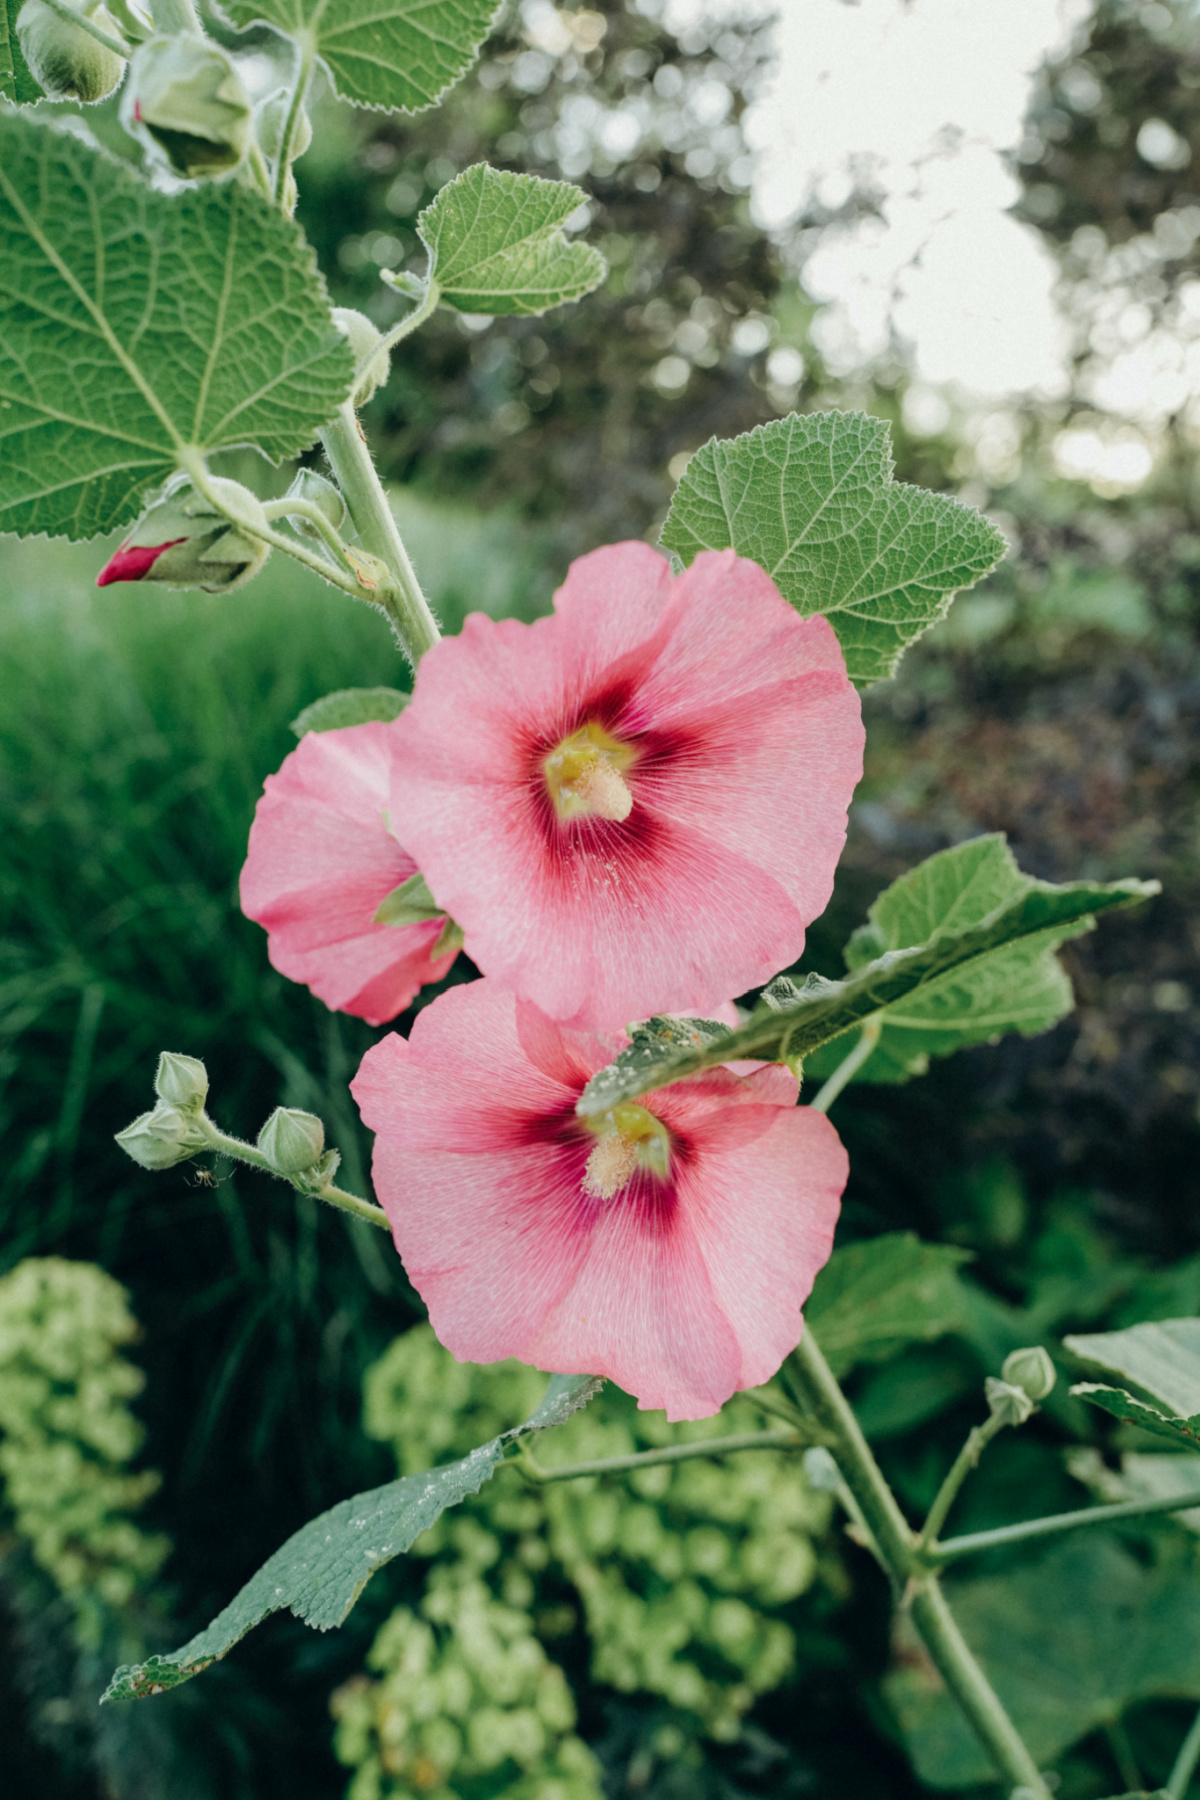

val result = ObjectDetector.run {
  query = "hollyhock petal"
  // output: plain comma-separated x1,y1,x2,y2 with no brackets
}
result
386,542,864,1029
96,539,184,585
352,981,846,1421
240,722,456,1026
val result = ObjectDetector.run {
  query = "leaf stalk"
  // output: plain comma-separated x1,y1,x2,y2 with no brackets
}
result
195,1118,391,1232
517,1428,809,1484
38,0,130,55
272,32,316,211
809,1014,882,1112
928,1485,1200,1566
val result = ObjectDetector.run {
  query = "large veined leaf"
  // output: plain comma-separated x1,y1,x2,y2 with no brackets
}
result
417,165,606,314
886,1535,1200,1788
1,0,42,101
576,855,1157,1117
0,111,353,540
660,410,1008,685
805,1234,972,1378
223,0,497,113
1066,1319,1200,1449
805,835,1092,1087
102,1372,599,1702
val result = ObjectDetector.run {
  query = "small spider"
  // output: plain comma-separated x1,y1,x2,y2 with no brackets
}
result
185,1162,226,1190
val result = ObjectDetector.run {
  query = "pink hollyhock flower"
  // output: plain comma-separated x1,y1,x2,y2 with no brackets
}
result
351,980,846,1421
240,722,457,1027
384,542,864,1031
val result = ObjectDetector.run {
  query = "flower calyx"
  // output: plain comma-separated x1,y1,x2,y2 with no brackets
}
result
17,0,128,101
1000,1344,1056,1404
543,720,636,824
121,35,253,180
332,308,391,408
373,873,462,954
256,1108,326,1176
154,1051,208,1111
115,1101,208,1170
96,475,269,593
582,1102,671,1200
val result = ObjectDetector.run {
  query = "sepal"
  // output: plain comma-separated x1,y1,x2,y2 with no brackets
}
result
332,307,390,407
256,1107,325,1174
121,35,253,179
115,1102,207,1170
96,474,269,592
17,0,127,102
153,1051,208,1110
1000,1345,1056,1404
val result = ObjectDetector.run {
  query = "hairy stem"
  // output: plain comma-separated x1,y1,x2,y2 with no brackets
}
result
919,1414,1006,1549
1167,1704,1200,1799
929,1485,1200,1565
196,1119,391,1232
791,1328,1053,1799
261,495,350,565
176,449,367,602
246,141,273,202
39,0,130,53
808,1015,882,1113
273,32,316,210
519,1429,807,1484
373,279,442,366
319,403,441,664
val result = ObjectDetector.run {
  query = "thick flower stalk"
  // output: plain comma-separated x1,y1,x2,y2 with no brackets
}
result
240,722,458,1026
351,979,847,1421
384,542,864,1031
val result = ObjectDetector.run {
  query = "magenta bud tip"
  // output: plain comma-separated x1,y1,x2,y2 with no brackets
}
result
95,538,183,586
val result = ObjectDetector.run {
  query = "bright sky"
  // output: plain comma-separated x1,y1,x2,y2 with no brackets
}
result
741,0,1091,402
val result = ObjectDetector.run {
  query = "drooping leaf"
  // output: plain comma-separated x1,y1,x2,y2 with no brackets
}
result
223,0,497,113
1070,1385,1200,1451
290,686,409,736
805,1234,973,1379
1065,1318,1200,1418
1,0,43,101
102,1371,600,1702
660,410,1008,685
886,1534,1200,1788
805,835,1093,1088
416,164,606,314
0,110,353,540
576,857,1157,1116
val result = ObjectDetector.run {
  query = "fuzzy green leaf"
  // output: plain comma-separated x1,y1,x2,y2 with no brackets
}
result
102,1371,600,1702
805,1234,973,1378
660,410,1007,684
576,855,1157,1116
886,1535,1200,1787
1065,1318,1200,1418
0,111,353,540
806,835,1093,1088
1,0,43,100
290,687,409,736
1069,1384,1200,1450
223,0,497,113
417,165,606,314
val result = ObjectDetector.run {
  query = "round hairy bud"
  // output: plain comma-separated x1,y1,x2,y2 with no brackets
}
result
256,1107,325,1174
984,1375,1036,1429
284,468,346,541
255,85,313,161
121,35,252,180
153,1051,209,1110
115,1102,206,1170
332,307,391,407
18,0,126,102
1000,1345,1056,1404
96,473,269,593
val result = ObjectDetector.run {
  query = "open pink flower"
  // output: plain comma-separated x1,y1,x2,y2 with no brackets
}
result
384,542,864,1031
240,722,457,1026
351,979,846,1421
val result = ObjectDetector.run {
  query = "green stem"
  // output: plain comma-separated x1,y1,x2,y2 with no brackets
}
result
38,0,129,54
1104,1718,1143,1794
261,495,350,565
150,0,200,32
929,1486,1200,1566
272,33,316,211
1167,1704,1200,1798
246,142,273,202
372,279,442,366
519,1429,806,1484
319,404,441,664
196,1120,391,1232
176,449,366,603
808,1015,882,1113
919,1415,1005,1549
791,1329,1052,1799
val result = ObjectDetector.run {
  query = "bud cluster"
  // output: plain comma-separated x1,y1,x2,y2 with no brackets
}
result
96,475,269,594
115,1052,210,1170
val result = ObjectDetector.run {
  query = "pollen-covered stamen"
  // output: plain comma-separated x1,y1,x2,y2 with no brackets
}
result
543,720,636,823
582,1102,671,1200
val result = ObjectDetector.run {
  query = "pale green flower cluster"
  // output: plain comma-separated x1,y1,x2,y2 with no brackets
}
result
338,1324,831,1792
0,1258,169,1625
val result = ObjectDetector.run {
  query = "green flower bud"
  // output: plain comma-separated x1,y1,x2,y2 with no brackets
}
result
1000,1345,1056,1403
332,307,391,407
257,1107,325,1174
255,85,313,162
984,1376,1035,1429
284,468,346,541
121,35,252,180
115,1102,206,1170
17,0,126,102
96,474,269,593
153,1051,208,1110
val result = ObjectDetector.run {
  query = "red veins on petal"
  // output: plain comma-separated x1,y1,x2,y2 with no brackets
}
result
95,539,184,586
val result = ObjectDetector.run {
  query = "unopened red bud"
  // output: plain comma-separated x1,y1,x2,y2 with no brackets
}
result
96,539,185,586
96,475,268,593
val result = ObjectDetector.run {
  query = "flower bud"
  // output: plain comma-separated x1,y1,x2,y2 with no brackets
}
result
255,86,313,162
153,1051,208,1111
257,1107,325,1174
121,35,252,180
96,474,269,593
984,1376,1035,1429
17,0,126,103
332,307,391,407
1000,1345,1056,1404
284,468,346,542
115,1102,206,1170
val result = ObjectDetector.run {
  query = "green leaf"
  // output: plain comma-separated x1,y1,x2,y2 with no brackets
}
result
0,111,353,540
805,1234,973,1379
660,410,1007,685
806,835,1093,1088
576,854,1158,1116
416,165,606,315
290,686,409,736
373,871,443,927
1,0,43,101
1065,1318,1200,1418
101,1370,600,1703
223,0,498,113
1070,1385,1200,1450
885,1535,1200,1788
